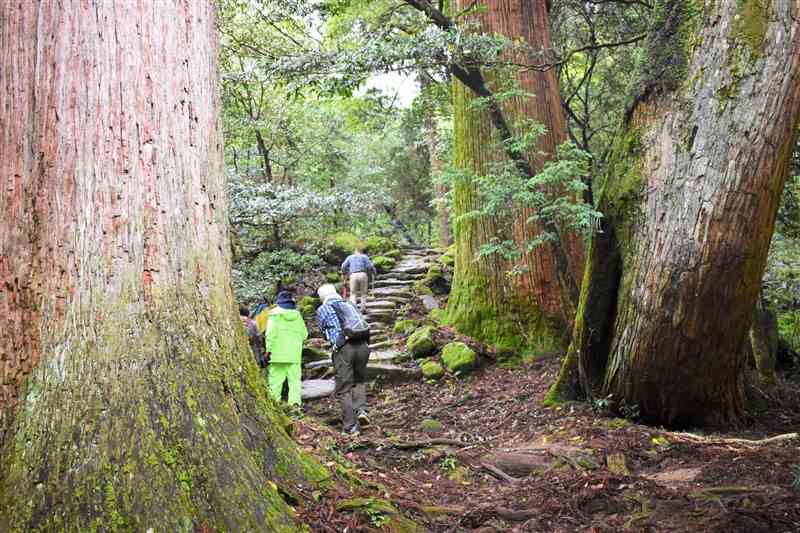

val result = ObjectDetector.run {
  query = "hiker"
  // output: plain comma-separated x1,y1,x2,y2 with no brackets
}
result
240,305,266,368
340,246,376,312
264,291,308,407
316,284,371,436
251,300,272,336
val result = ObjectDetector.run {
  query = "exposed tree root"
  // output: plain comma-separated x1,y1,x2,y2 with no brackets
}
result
479,462,521,483
669,432,798,448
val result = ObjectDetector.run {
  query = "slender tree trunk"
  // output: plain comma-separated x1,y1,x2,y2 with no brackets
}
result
254,128,273,181
0,2,326,530
548,0,800,427
447,0,582,356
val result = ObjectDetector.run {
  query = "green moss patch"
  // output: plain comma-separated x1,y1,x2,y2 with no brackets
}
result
393,319,419,335
420,418,444,433
406,326,437,359
420,360,445,380
441,342,477,375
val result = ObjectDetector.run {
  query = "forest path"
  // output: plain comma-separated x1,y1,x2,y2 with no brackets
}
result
301,246,441,400
297,354,800,532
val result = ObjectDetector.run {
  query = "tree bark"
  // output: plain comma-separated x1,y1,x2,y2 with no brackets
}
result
548,0,800,427
0,2,326,530
446,0,583,356
254,128,273,181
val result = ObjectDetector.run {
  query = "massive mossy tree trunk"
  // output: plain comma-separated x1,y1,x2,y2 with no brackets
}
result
446,0,583,356
548,0,800,427
0,2,326,530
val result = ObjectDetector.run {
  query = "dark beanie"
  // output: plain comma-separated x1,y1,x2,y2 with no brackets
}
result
276,291,296,310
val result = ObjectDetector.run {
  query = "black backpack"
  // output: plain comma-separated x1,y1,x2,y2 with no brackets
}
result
330,300,370,347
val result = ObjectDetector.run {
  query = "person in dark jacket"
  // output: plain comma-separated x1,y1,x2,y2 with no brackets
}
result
239,305,265,367
316,283,370,436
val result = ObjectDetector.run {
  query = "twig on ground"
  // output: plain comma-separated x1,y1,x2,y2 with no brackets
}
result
480,462,520,483
392,437,467,449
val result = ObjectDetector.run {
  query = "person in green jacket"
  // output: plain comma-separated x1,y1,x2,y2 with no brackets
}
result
265,291,308,406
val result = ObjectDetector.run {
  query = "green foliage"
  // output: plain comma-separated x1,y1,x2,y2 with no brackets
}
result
439,455,458,471
331,232,362,254
363,235,399,255
443,135,602,263
233,249,321,303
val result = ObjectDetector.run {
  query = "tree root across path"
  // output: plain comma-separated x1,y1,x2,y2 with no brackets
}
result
667,432,798,448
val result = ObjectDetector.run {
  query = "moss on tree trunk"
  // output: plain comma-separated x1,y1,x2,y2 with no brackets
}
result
0,2,328,529
549,0,800,426
446,0,583,358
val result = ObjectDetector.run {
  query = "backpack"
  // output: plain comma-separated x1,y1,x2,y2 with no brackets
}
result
330,300,370,347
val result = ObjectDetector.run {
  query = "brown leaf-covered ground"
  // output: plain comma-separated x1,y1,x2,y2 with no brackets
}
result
287,355,800,532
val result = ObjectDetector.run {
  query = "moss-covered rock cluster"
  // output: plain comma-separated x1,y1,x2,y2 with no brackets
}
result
441,342,477,374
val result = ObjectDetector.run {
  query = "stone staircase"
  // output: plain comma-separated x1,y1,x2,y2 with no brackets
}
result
302,247,440,400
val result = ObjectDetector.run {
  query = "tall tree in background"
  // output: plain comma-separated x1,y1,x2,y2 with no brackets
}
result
549,0,800,427
446,0,583,354
0,2,325,529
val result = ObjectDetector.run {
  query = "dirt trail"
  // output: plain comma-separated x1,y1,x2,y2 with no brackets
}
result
293,249,800,532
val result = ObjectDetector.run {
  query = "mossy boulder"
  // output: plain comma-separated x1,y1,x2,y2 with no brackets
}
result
384,249,402,260
393,319,418,335
420,360,445,380
298,295,320,319
420,418,444,433
325,271,341,283
364,235,399,256
441,342,477,375
372,255,396,273
406,326,436,359
416,263,451,296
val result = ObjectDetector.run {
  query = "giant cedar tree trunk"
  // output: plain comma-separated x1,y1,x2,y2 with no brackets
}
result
0,2,326,530
548,0,800,427
447,0,583,355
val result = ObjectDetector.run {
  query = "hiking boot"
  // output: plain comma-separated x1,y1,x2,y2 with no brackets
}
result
342,424,361,437
357,409,370,426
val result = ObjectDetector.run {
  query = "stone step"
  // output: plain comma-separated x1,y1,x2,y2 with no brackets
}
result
373,279,416,288
371,287,413,298
365,300,397,310
301,379,336,400
378,272,425,282
304,349,406,370
369,340,395,350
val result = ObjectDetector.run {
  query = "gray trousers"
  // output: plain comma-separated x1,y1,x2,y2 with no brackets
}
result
349,271,369,311
333,340,370,430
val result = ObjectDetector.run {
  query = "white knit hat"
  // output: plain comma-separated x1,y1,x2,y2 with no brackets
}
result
317,284,339,302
